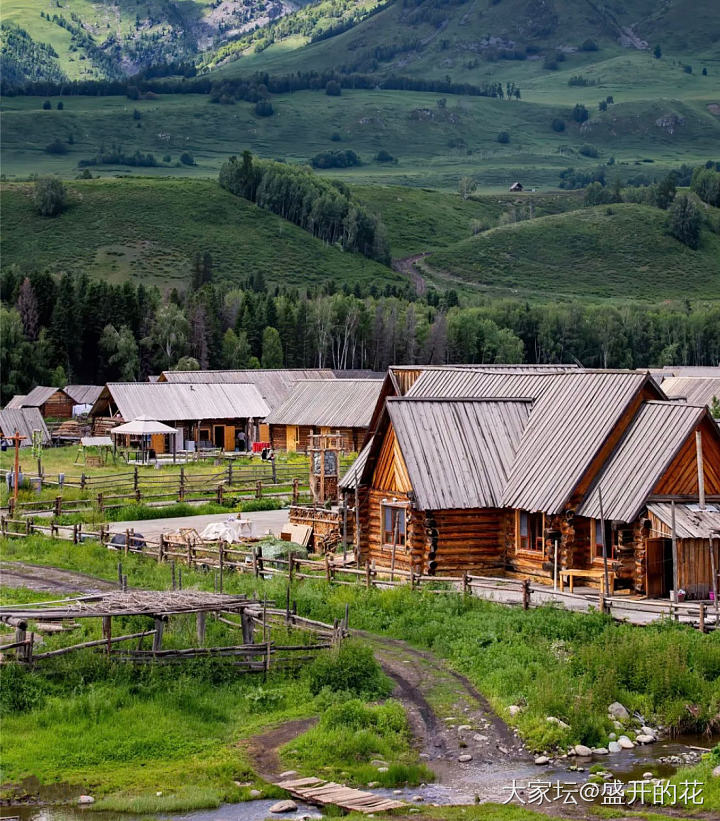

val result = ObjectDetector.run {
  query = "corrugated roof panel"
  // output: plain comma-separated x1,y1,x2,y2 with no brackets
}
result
662,377,720,410
65,385,103,405
0,408,51,445
21,386,64,407
265,380,383,428
502,372,659,514
339,439,372,490
99,383,269,422
387,398,531,510
5,395,27,409
578,402,707,522
407,369,565,400
648,502,720,539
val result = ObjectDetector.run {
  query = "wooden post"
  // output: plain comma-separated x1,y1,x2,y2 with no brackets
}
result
97,492,104,512
271,457,277,485
1,516,5,538
117,561,123,586
159,533,165,563
7,498,14,518
285,584,291,624
324,552,331,583
171,560,176,590
597,590,605,614
292,478,299,504
14,622,27,662
256,546,264,577
9,430,24,510
462,571,470,595
288,551,295,583
255,480,262,499
599,487,610,599
342,496,348,563
73,523,79,544
196,611,206,645
179,466,185,501
365,560,371,589
671,501,679,598
133,466,139,491
216,483,224,505
553,539,559,591
25,517,32,535
241,610,254,644
125,528,130,555
81,472,86,491
389,510,399,581
522,579,531,610
178,567,182,590
102,615,112,655
55,495,62,517
344,602,350,633
122,574,128,592
710,535,718,622
354,485,360,563
227,463,233,485
253,546,259,578
696,430,706,509
152,618,164,652
699,603,706,634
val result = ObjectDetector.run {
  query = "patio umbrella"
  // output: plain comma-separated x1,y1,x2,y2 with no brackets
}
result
110,416,177,463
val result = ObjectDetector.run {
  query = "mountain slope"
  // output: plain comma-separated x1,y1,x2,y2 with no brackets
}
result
0,177,400,289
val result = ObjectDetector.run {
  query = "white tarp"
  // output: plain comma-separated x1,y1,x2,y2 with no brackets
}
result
200,517,254,543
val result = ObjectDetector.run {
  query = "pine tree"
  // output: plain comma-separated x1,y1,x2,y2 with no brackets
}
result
261,326,283,368
16,277,39,340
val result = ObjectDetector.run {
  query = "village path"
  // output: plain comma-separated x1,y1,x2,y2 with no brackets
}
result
107,509,290,541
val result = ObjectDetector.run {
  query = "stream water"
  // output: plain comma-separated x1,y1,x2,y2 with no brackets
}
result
2,735,714,821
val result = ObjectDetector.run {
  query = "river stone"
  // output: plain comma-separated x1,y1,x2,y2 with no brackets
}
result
269,800,298,813
618,736,634,749
613,720,624,730
574,745,593,757
77,796,94,805
279,770,298,778
508,705,522,717
546,716,570,730
458,754,473,762
608,702,630,720
371,760,387,767
636,734,654,744
712,765,720,778
377,766,389,773
457,724,472,732
412,795,424,802
249,789,262,798
594,747,609,755
640,727,656,738
643,772,653,779
473,734,488,742
367,781,380,788
608,732,617,740
608,741,622,753
535,756,550,765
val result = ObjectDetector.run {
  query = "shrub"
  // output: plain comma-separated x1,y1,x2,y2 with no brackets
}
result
33,176,66,217
179,151,195,166
133,108,141,120
0,664,46,714
374,149,395,163
543,56,558,70
330,132,341,142
580,38,598,51
163,153,171,163
683,64,693,74
45,138,68,155
310,149,361,169
584,181,613,206
325,80,341,96
497,131,510,144
42,100,51,110
305,641,391,698
667,194,701,249
653,44,662,59
579,144,599,158
56,101,64,110
572,103,589,123
254,99,274,117
551,118,565,132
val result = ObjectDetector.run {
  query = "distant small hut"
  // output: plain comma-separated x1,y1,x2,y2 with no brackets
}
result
509,182,523,192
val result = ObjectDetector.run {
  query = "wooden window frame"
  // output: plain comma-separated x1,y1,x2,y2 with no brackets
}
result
515,510,545,555
381,502,407,552
590,519,617,563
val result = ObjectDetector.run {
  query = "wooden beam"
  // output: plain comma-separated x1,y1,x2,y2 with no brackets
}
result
696,430,706,509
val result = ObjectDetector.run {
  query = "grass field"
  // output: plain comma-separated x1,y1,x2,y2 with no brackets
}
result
0,177,400,288
2,88,718,188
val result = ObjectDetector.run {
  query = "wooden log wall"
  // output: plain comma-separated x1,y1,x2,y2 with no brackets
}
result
422,508,505,575
42,392,75,419
270,425,287,451
653,418,720,496
632,517,650,594
361,489,422,573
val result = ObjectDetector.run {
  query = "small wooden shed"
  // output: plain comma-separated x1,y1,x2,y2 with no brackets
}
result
20,386,75,420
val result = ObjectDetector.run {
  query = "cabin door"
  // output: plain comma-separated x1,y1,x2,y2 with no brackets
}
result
286,425,298,452
224,425,235,452
646,537,673,597
213,425,225,449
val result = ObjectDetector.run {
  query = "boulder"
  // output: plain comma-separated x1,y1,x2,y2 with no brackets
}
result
617,736,634,749
508,705,522,717
77,796,94,805
711,764,720,778
613,720,624,730
608,702,630,720
574,745,593,757
608,732,617,741
535,756,550,765
279,770,298,778
636,734,654,744
269,800,298,813
608,741,622,753
458,754,473,762
371,760,387,767
594,747,609,755
640,727,656,738
412,795,424,802
546,716,570,730
377,766,389,773
457,724,473,732
249,789,262,798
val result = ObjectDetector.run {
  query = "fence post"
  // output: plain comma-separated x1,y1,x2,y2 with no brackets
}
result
1,516,6,538
522,579,531,610
216,483,224,505
25,517,32,536
14,622,27,662
597,590,606,614
179,467,185,501
118,561,123,586
227,463,232,486
365,560,371,589
289,551,295,583
256,546,264,577
699,603,706,634
55,495,62,517
325,553,332,583
171,560,176,590
80,473,86,491
73,523,79,544
255,480,262,499
271,458,277,484
97,492,104,512
159,533,165,563
152,618,164,652
292,478,299,504
196,612,206,645
133,466,139,491
462,572,470,595
8,498,15,518
219,541,224,594
125,528,130,555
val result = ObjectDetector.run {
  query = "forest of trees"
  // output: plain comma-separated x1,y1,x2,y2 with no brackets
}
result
219,151,391,263
2,267,719,405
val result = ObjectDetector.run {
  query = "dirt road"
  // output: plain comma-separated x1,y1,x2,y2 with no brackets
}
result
0,561,117,594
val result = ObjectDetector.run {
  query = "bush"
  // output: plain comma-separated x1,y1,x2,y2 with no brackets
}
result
0,664,46,715
305,641,391,698
543,56,558,70
667,194,701,249
579,144,599,158
56,101,64,110
254,99,274,117
33,176,66,217
325,80,341,96
42,100,51,110
497,131,510,144
310,149,361,169
580,38,598,51
45,138,68,155
330,132,341,142
584,181,613,206
374,149,395,163
572,103,589,123
551,118,565,132
179,151,195,166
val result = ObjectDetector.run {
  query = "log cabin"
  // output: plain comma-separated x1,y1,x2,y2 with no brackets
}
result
89,382,269,454
342,368,720,597
265,379,383,453
18,386,75,420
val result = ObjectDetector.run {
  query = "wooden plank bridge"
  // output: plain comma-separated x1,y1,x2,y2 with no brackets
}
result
275,775,406,814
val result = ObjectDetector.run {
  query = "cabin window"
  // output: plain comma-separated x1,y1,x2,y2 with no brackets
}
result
382,504,406,549
591,520,617,561
516,510,544,553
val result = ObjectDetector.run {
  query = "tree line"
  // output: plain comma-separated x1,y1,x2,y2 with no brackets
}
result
2,268,719,406
219,151,391,263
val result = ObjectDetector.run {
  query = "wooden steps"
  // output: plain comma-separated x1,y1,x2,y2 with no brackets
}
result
276,776,407,814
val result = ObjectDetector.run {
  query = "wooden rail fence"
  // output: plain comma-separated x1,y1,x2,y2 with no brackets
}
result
1,518,716,632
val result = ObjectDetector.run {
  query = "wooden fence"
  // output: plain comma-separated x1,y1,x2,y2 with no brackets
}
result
1,519,716,632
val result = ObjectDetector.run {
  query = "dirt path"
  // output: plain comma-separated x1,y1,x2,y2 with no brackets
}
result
393,254,429,295
0,561,118,594
244,718,318,780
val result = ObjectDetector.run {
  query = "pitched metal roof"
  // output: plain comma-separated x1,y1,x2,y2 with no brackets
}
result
4,395,26,409
0,408,51,445
265,380,383,428
65,385,103,405
94,383,269,422
407,368,564,400
21,386,68,407
502,371,662,514
577,402,709,522
647,502,720,539
339,438,372,491
159,369,339,412
661,377,720,411
387,397,532,510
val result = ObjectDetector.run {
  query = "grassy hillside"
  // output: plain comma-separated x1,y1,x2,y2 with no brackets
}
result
0,177,401,289
2,89,718,188
426,202,720,300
